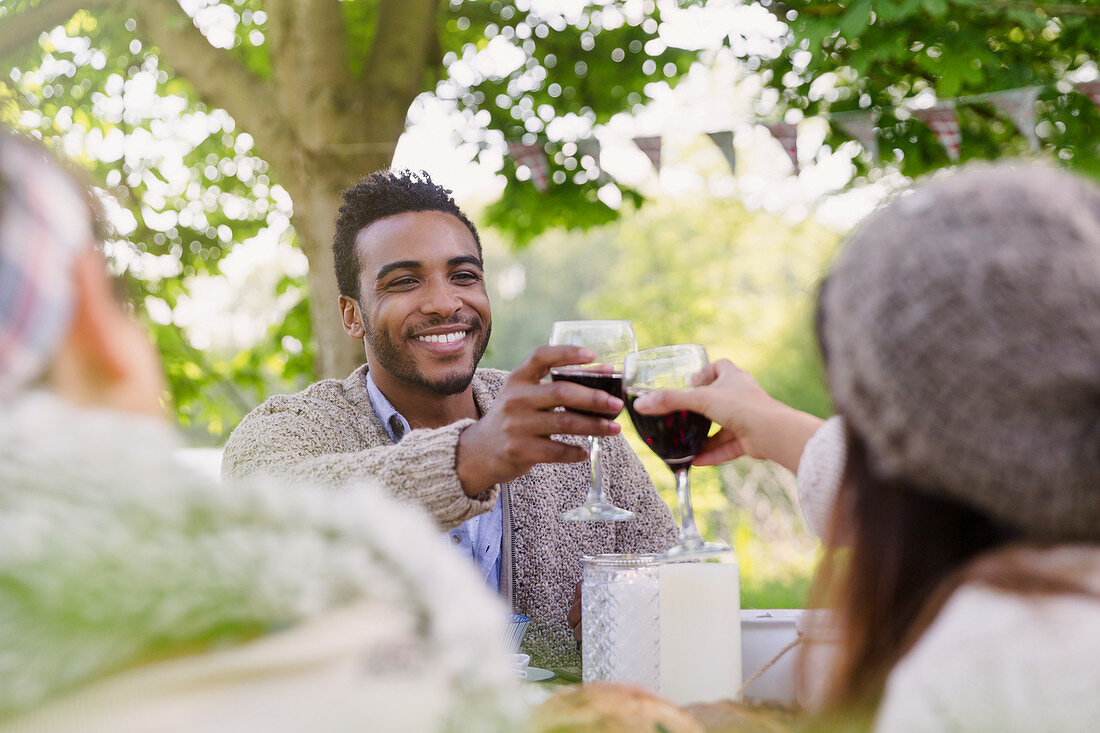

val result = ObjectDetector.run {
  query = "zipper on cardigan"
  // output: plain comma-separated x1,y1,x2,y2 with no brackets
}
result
501,481,517,610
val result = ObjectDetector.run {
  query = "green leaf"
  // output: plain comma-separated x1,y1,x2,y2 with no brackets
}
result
840,0,872,38
921,0,949,16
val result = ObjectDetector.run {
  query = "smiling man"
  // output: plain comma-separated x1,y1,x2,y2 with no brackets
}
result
222,170,678,667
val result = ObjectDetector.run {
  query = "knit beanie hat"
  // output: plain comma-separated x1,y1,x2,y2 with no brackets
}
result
0,131,91,400
821,162,1100,542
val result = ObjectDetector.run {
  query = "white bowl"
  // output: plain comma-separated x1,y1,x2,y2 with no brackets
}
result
739,609,802,704
507,653,531,679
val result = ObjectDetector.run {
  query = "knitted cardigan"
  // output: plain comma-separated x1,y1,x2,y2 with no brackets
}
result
222,365,680,668
0,393,520,730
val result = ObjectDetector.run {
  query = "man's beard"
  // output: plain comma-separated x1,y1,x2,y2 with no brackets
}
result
363,312,491,396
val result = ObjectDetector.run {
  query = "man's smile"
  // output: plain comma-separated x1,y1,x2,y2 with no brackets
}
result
410,323,476,354
415,329,468,346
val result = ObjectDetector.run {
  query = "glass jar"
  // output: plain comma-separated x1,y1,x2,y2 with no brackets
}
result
581,553,661,692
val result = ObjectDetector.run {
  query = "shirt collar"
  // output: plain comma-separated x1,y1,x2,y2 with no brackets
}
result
364,370,411,443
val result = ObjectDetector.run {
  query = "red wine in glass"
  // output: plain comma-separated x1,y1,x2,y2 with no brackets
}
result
625,395,711,468
623,344,730,561
550,368,624,418
548,319,637,522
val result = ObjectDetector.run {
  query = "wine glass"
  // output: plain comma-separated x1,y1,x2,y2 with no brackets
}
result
623,344,731,560
549,320,638,522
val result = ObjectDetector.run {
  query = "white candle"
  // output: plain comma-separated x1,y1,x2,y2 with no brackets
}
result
659,561,742,705
605,574,660,691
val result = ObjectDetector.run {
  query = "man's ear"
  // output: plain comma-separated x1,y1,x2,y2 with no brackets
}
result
66,248,133,380
339,295,366,339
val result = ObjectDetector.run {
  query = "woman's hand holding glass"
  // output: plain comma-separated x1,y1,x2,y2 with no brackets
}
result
623,345,730,560
629,358,824,475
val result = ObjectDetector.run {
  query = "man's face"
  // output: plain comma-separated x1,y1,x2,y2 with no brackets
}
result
352,210,491,396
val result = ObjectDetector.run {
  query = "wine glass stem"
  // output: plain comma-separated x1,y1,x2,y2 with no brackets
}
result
674,467,704,547
587,435,604,504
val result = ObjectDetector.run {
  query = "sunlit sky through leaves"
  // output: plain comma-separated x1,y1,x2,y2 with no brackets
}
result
25,0,894,353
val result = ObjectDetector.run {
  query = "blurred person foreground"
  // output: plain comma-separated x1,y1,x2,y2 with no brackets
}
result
0,130,521,730
635,161,1100,732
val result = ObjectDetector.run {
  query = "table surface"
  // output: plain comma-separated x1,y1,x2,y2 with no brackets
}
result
535,671,802,732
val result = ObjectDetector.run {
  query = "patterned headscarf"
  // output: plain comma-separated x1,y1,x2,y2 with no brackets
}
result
0,132,92,399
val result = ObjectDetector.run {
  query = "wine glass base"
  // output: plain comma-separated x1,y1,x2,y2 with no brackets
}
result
658,541,732,562
559,502,635,522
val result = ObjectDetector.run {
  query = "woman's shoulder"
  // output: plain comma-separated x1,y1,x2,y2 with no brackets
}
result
874,546,1100,732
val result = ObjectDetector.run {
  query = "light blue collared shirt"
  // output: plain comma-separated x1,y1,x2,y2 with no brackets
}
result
365,371,502,591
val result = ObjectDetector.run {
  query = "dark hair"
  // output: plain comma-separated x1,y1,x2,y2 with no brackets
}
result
331,169,481,300
806,428,1027,728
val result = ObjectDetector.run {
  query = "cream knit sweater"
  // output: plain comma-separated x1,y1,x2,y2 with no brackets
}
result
222,365,680,668
874,546,1100,732
0,392,520,730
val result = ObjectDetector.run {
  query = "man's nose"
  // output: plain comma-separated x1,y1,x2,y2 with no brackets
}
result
419,279,463,316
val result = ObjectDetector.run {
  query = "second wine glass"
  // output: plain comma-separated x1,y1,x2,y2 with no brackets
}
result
549,320,637,522
623,344,731,560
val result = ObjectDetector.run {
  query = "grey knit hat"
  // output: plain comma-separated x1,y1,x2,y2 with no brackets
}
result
821,162,1100,542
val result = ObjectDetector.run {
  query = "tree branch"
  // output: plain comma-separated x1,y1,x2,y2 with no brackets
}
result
988,1,1100,15
773,1,1100,20
267,0,351,147
359,0,439,138
129,0,299,160
0,0,90,60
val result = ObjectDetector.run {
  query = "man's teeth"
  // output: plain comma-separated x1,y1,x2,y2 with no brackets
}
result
417,331,466,344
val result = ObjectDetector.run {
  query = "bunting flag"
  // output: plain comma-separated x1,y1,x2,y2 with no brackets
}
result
763,122,800,173
633,136,662,171
507,141,550,191
1074,80,1100,110
832,111,879,162
989,87,1041,152
913,103,962,161
707,131,737,175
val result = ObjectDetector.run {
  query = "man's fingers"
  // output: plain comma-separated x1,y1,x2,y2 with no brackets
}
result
525,379,623,417
567,582,582,626
511,345,596,382
521,436,590,465
521,410,621,439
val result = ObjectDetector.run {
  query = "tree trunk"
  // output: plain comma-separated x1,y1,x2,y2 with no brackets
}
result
9,0,437,381
282,158,395,380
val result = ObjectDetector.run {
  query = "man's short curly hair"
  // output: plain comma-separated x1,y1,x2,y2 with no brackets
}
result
332,169,481,300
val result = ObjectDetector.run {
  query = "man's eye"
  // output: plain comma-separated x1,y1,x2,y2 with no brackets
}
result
390,277,417,288
453,271,481,283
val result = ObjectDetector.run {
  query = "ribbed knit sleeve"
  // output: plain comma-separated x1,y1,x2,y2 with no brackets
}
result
221,381,496,530
795,415,846,538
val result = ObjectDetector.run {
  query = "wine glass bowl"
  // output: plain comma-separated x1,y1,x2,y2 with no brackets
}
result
549,320,638,522
623,344,731,560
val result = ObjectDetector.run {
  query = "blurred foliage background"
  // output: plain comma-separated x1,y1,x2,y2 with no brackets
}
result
7,0,1100,609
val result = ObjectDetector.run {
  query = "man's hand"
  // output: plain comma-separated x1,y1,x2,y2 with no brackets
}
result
567,580,582,644
456,345,623,497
